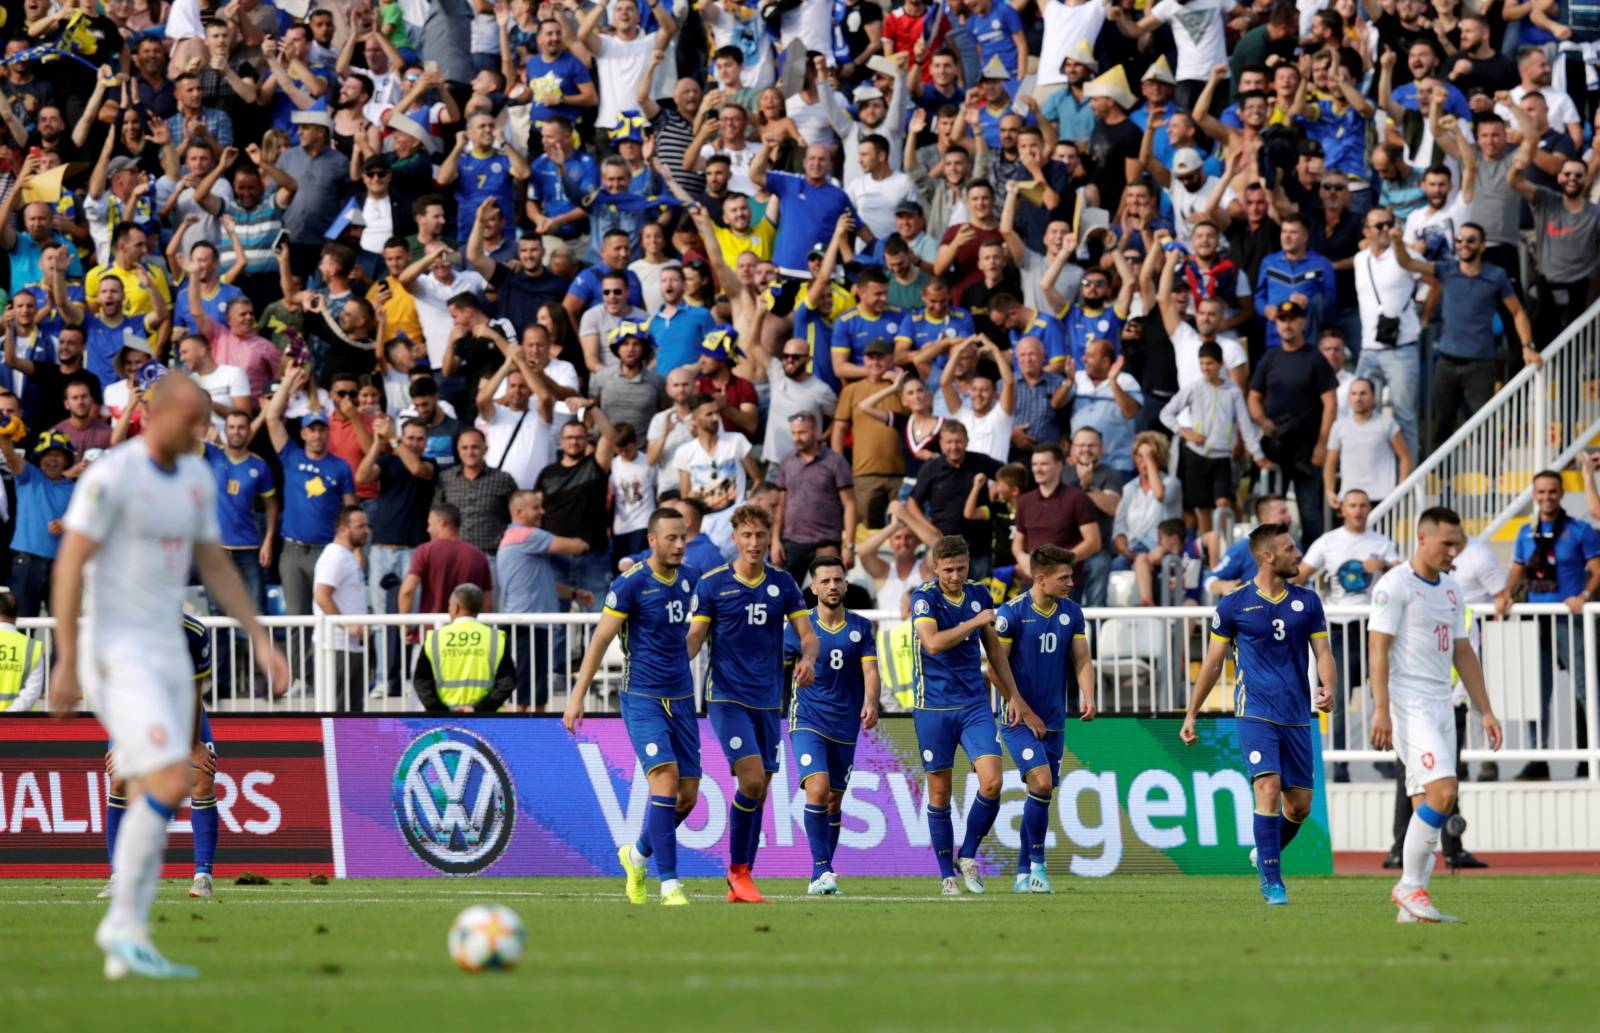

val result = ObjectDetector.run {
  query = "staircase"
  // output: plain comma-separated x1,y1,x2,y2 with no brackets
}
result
1369,296,1600,554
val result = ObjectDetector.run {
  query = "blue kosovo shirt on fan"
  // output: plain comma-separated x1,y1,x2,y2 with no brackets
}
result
764,171,857,272
455,148,521,240
275,444,354,546
971,4,1024,80
910,580,993,709
523,52,592,123
1008,311,1070,369
1062,304,1121,365
830,305,908,369
693,563,807,710
994,594,1086,730
203,443,275,549
785,609,876,743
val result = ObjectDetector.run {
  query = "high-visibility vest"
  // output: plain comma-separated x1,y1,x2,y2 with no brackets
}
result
423,618,507,708
0,630,40,712
876,621,918,711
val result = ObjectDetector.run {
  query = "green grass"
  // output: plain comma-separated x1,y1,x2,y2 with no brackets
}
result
3,876,1594,1033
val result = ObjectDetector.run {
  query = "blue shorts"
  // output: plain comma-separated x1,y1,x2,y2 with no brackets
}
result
1239,718,1314,791
708,701,783,774
1002,724,1064,786
912,701,1002,773
620,693,702,779
790,728,856,789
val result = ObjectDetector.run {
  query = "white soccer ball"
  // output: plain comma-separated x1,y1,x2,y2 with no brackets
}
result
448,904,526,972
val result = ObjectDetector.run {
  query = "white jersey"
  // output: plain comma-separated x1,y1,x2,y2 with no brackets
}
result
64,440,219,632
1368,564,1464,707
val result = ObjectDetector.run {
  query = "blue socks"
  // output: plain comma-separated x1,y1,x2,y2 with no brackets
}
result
1253,810,1283,884
1024,793,1051,869
730,791,759,868
647,795,679,881
1279,811,1304,853
636,803,689,858
191,795,218,875
828,814,842,862
105,794,127,866
959,793,1000,860
928,804,955,878
803,804,832,876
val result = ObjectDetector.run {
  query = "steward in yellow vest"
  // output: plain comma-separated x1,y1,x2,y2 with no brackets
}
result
0,594,43,712
414,583,515,712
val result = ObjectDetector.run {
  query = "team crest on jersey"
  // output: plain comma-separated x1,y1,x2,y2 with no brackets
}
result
914,599,930,616
1212,614,1221,629
1446,590,1457,607
680,580,690,592
994,614,1009,633
1420,752,1436,770
1291,600,1304,612
606,592,618,608
848,630,861,642
971,600,981,613
767,584,780,597
1059,613,1071,626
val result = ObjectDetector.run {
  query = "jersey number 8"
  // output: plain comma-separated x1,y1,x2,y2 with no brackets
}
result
828,648,845,670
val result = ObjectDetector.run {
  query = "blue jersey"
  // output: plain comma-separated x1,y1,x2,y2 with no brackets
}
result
971,4,1024,78
174,282,243,336
830,305,909,368
910,580,992,709
785,609,876,743
1009,311,1069,367
906,307,975,355
765,171,856,271
523,52,592,123
1062,303,1121,366
994,594,1086,730
692,563,807,709
184,613,213,682
603,562,696,699
276,444,354,545
1210,583,1328,726
455,149,520,239
203,444,275,549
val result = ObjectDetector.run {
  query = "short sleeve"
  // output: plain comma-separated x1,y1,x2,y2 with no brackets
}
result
782,574,807,620
1368,575,1408,636
1305,593,1328,637
690,575,715,622
602,573,631,620
1209,596,1236,643
62,462,120,544
910,587,936,625
1582,524,1600,561
1511,528,1533,566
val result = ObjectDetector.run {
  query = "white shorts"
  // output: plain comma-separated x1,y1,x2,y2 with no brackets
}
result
1390,700,1457,797
84,633,194,780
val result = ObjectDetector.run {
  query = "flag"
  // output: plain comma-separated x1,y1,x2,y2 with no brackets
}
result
0,44,100,73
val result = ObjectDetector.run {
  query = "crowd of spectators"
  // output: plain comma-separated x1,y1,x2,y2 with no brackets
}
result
0,0,1597,726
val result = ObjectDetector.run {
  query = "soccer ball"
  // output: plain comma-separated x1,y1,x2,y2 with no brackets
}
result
447,904,526,972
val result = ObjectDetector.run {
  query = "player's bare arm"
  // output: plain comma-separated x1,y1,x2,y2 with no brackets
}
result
46,530,97,716
1181,635,1231,745
1309,636,1336,713
1073,638,1097,721
915,608,993,655
1367,630,1394,751
861,657,881,730
789,613,819,689
685,614,711,660
981,625,1043,735
563,611,626,732
1451,636,1504,751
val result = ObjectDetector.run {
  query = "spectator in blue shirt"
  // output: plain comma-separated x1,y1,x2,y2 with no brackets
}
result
265,363,359,617
965,0,1028,84
749,143,858,275
528,118,600,246
204,410,279,611
562,230,645,323
646,266,717,374
1253,213,1337,348
1042,46,1098,145
521,20,598,126
0,429,78,619
497,489,593,710
1497,472,1600,777
1201,494,1297,599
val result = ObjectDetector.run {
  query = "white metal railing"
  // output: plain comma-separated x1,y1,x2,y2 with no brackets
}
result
1369,295,1600,552
14,605,1598,780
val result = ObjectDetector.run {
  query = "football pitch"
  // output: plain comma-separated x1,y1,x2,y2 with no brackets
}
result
3,876,1594,1033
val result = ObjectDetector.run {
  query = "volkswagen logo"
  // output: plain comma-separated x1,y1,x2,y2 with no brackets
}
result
391,728,515,875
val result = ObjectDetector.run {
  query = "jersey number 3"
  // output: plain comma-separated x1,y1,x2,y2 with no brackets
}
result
1272,619,1286,641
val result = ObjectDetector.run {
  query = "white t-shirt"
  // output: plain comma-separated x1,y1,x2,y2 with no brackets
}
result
1302,526,1398,607
1171,323,1248,388
1333,367,1353,421
1328,411,1404,501
1369,564,1465,706
359,194,397,255
780,0,835,61
63,441,218,631
313,541,367,652
700,141,758,195
193,363,252,434
787,89,839,147
1021,248,1083,316
846,171,919,241
1037,0,1108,87
647,407,696,483
498,357,580,432
673,431,753,512
1150,0,1233,83
1170,177,1234,242
610,451,658,535
705,1,777,88
477,402,553,491
1449,538,1506,607
595,30,662,129
1353,246,1422,351
166,0,205,39
411,269,489,368
1503,85,1581,132
954,402,1014,463
1402,195,1471,303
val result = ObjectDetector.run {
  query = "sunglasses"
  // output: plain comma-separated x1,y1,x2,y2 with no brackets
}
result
780,353,807,361
333,390,356,399
1320,183,1348,191
365,169,390,177
1368,220,1393,231
602,288,624,296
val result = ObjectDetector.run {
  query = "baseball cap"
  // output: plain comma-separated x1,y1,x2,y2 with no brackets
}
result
894,200,924,217
1171,148,1204,176
291,110,335,130
107,156,140,176
862,338,893,357
854,85,885,104
1275,300,1307,321
301,411,330,427
362,155,392,175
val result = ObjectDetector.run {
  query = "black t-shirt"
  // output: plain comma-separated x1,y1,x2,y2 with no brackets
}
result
1250,344,1337,433
24,363,102,432
490,262,570,331
1310,210,1364,306
536,456,610,550
910,452,1002,556
961,274,1024,346
453,333,505,400
1373,15,1442,86
1086,118,1143,214
1447,50,1518,96
371,454,437,547
1225,217,1281,291
840,2,884,72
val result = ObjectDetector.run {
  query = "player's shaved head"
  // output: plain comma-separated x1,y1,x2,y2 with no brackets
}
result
143,371,210,459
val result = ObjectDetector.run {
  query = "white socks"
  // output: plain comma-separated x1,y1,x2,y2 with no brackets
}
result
103,796,171,941
1401,811,1442,890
